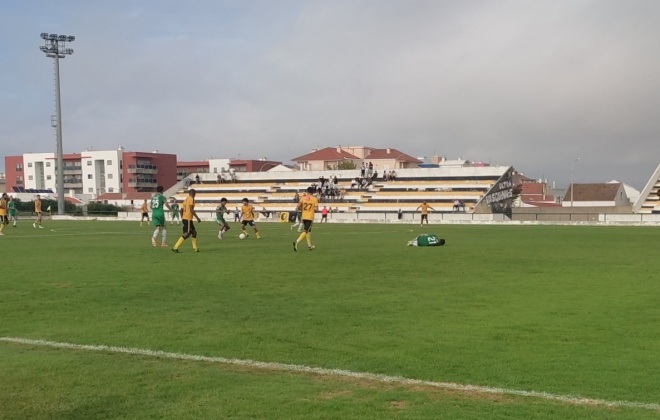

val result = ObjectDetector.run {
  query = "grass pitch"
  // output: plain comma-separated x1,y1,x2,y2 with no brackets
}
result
0,220,659,419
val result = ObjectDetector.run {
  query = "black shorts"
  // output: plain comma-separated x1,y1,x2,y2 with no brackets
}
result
142,212,149,218
241,220,256,227
302,219,313,232
182,220,197,236
1,215,7,224
421,214,428,221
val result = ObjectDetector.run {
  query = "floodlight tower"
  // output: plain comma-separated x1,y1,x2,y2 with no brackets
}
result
40,33,75,215
570,157,581,207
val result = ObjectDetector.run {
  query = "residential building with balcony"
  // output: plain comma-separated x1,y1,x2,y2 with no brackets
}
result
123,151,177,193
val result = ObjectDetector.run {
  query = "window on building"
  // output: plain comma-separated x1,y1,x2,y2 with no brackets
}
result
108,173,113,179
88,188,94,193
87,161,92,166
28,162,33,168
46,162,51,167
108,187,114,192
88,174,93,179
47,175,52,180
107,160,112,165
16,176,23,185
28,175,34,180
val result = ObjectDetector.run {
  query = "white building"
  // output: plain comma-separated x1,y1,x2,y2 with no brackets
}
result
21,149,123,197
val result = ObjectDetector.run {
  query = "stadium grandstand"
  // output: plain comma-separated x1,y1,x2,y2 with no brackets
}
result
167,165,515,221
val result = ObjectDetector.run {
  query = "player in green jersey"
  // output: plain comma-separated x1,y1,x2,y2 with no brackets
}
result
170,199,180,225
150,186,171,247
215,198,231,239
290,191,304,232
7,196,17,227
407,233,445,247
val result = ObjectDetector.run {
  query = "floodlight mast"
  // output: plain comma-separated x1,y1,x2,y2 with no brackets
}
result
40,33,74,215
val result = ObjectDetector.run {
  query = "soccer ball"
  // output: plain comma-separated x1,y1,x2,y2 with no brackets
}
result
239,233,246,239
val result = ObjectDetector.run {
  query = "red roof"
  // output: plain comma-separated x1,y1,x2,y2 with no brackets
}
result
363,148,421,163
564,183,622,201
96,192,153,201
291,147,359,162
53,196,85,205
521,183,545,194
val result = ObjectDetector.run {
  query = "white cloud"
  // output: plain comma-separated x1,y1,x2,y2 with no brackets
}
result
2,0,659,188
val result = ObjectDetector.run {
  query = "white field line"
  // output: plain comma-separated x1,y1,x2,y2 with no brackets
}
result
1,337,658,412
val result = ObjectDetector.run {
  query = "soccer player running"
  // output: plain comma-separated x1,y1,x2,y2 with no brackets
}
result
416,201,435,226
33,195,44,229
170,199,180,225
240,198,261,239
150,186,171,248
172,189,202,253
0,193,8,236
293,187,318,251
8,196,17,227
215,198,231,239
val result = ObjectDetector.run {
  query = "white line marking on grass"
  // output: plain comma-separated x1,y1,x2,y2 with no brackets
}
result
1,337,658,412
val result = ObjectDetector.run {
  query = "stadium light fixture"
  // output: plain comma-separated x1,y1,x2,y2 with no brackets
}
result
39,33,75,216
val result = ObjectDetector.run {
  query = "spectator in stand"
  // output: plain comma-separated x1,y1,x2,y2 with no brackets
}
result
390,170,397,181
367,163,373,179
293,192,300,203
351,178,358,189
217,174,222,183
383,171,388,181
195,174,200,184
453,199,461,212
360,162,366,177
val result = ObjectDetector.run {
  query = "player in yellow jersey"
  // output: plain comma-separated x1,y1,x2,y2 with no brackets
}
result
0,193,8,236
293,187,318,251
139,199,150,226
416,201,435,226
172,189,202,253
240,198,261,239
33,194,44,229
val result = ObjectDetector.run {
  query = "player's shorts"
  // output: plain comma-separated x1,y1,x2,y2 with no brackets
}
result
241,220,256,227
216,217,228,226
302,219,313,232
296,212,302,221
142,212,149,218
182,219,197,236
1,215,7,225
152,214,165,227
171,212,180,219
8,211,16,217
421,214,428,221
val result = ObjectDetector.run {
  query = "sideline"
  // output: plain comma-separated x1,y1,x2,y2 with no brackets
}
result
1,336,658,412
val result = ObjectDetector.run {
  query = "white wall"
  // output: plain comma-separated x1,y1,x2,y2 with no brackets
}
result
23,153,57,190
208,159,230,174
81,150,123,196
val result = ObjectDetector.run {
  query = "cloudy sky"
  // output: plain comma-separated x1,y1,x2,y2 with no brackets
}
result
2,0,659,189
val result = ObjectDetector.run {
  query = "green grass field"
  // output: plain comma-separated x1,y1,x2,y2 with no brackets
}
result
1,220,659,419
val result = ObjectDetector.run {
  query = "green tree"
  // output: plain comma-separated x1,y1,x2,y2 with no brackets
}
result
335,160,357,170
